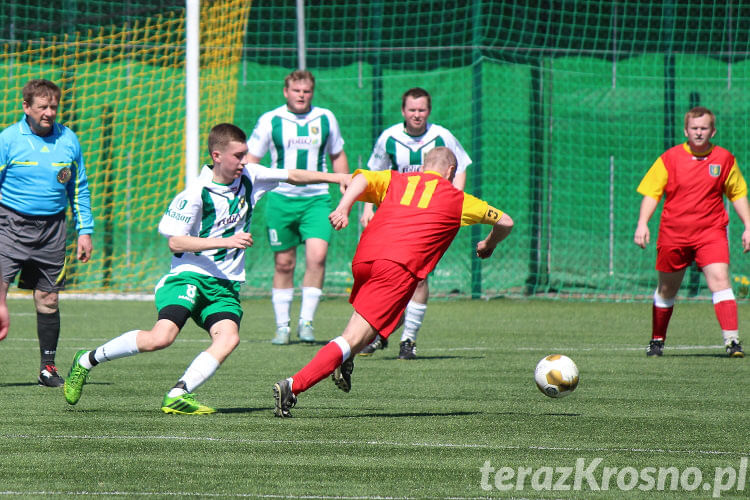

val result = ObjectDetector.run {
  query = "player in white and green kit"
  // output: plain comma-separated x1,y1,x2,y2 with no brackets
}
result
359,87,472,360
247,70,349,346
63,123,348,414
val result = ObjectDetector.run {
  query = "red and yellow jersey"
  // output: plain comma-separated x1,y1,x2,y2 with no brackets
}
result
637,143,747,246
352,169,503,279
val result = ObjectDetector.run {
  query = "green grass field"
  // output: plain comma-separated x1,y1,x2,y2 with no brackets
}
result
0,297,748,499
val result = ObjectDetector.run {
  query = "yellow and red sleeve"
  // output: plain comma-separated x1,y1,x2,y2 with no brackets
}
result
352,168,392,205
636,157,668,201
724,161,748,202
460,192,504,227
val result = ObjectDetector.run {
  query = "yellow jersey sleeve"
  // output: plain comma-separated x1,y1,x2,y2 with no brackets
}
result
461,192,503,227
352,169,392,205
724,161,748,202
636,157,668,200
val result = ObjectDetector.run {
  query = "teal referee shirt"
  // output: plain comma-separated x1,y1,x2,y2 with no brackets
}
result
0,117,93,234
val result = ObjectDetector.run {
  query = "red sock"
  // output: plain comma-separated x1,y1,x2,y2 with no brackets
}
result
714,299,738,331
652,305,673,341
291,341,344,394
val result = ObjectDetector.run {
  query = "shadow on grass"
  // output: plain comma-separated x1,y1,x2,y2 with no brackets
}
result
217,407,272,414
0,381,112,388
327,410,482,418
358,355,483,361
484,410,582,417
665,352,732,358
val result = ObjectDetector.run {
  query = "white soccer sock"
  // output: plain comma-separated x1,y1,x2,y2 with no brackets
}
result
272,288,294,327
77,351,95,370
331,336,352,362
653,290,675,308
176,351,220,394
91,330,140,365
401,301,427,343
300,287,323,323
722,331,740,344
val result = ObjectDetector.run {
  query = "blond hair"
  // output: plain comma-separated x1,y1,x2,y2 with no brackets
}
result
284,69,315,89
424,146,457,173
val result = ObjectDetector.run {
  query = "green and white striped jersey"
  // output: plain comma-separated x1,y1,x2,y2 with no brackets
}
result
158,164,289,282
368,122,471,174
247,104,345,197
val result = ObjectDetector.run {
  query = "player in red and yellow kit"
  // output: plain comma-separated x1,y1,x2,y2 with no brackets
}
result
272,147,513,417
634,106,750,357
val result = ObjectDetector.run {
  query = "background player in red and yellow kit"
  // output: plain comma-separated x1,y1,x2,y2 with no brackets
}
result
634,106,750,357
272,146,513,417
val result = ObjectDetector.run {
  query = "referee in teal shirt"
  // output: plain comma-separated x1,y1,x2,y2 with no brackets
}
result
0,79,93,387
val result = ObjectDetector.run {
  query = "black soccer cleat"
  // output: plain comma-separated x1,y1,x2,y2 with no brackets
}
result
272,379,297,418
726,340,744,358
332,356,354,393
38,364,64,387
646,339,664,357
358,335,387,356
398,340,417,360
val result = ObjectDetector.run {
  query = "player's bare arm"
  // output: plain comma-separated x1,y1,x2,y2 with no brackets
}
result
286,170,350,188
330,150,350,194
330,150,350,174
476,212,513,259
731,195,750,253
167,233,254,253
0,272,8,341
359,202,376,228
634,195,659,249
330,173,369,231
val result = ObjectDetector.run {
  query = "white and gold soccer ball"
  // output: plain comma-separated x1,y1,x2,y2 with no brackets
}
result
534,354,579,398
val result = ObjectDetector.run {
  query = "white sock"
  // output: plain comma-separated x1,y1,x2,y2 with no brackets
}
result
167,386,188,398
722,331,740,344
92,330,140,364
76,351,94,370
177,351,220,394
401,301,427,342
272,288,294,327
331,336,351,361
653,290,675,308
300,287,323,323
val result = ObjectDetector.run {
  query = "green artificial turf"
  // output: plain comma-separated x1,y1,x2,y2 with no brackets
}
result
0,297,747,498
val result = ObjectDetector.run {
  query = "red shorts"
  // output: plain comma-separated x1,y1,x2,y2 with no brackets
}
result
349,260,419,338
656,239,729,273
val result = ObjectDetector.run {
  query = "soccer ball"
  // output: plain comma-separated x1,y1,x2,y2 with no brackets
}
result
534,354,579,398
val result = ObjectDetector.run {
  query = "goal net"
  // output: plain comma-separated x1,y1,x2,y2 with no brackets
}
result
3,1,749,301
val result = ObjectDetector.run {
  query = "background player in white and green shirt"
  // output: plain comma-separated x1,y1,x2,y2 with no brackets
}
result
247,70,350,346
359,87,472,360
63,123,348,414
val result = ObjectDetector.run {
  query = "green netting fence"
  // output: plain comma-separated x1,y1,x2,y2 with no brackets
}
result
3,1,750,301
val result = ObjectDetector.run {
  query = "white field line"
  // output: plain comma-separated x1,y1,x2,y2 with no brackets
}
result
2,433,747,458
0,491,536,500
0,337,727,352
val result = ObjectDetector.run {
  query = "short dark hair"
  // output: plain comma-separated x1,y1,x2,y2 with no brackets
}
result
285,69,315,89
22,79,61,105
208,123,246,157
401,87,431,110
